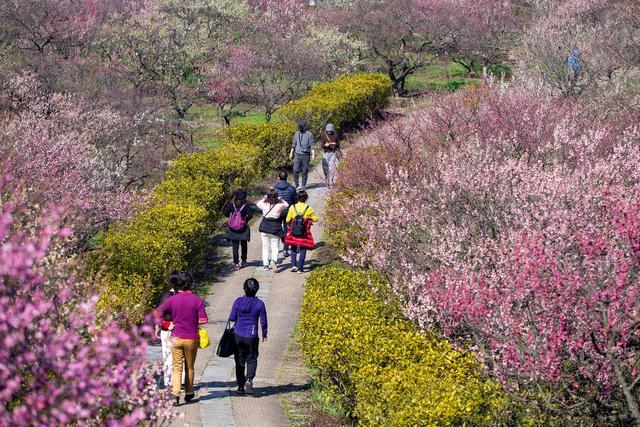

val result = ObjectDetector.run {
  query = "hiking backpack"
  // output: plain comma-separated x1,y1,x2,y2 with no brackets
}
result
290,205,309,237
227,203,247,231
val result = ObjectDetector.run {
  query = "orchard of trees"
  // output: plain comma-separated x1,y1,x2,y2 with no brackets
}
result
1,0,639,424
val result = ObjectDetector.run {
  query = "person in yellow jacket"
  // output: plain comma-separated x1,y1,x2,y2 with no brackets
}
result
285,190,319,273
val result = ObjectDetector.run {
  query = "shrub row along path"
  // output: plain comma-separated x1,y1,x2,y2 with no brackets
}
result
149,165,328,427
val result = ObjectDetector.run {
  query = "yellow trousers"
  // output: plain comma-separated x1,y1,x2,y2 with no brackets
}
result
171,338,198,397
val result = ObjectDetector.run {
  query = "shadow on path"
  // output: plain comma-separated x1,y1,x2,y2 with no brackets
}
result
197,382,310,402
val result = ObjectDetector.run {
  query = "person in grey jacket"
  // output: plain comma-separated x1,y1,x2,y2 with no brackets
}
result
288,119,315,190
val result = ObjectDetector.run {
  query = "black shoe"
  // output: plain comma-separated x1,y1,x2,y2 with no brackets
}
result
245,381,254,395
185,393,195,403
283,251,290,257
173,397,180,407
236,387,245,395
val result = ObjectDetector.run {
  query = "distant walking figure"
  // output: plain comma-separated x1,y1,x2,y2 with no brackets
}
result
223,189,253,269
285,190,319,273
155,272,208,406
274,171,298,257
229,278,268,395
321,123,341,189
289,119,315,190
257,188,289,270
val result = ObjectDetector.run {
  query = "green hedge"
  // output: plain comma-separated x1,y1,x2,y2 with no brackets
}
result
299,266,505,426
97,74,391,324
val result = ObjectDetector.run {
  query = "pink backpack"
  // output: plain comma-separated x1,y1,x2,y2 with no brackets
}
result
227,203,247,232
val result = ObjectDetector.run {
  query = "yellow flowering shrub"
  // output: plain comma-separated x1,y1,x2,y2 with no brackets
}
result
166,142,261,188
299,266,505,426
98,201,207,322
153,176,224,228
222,121,296,171
97,273,152,326
275,73,391,137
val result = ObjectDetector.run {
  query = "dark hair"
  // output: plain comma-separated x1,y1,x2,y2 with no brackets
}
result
278,171,288,181
169,270,181,289
243,278,260,297
173,271,193,291
233,189,247,205
297,190,308,203
265,188,280,205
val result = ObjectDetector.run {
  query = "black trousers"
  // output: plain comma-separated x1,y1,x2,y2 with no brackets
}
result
234,333,259,387
231,240,247,264
280,216,289,251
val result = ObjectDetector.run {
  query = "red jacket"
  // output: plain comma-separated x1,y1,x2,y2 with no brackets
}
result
284,221,315,250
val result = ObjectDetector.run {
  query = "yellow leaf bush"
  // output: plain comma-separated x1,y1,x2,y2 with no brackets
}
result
276,73,392,137
222,121,296,171
299,266,505,426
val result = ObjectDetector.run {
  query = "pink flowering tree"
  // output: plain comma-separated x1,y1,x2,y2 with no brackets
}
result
1,73,135,243
518,0,640,96
209,0,329,121
430,0,519,75
0,198,173,425
328,84,640,421
326,0,441,95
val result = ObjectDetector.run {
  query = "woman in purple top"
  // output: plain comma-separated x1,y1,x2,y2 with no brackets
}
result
155,272,208,406
229,278,268,395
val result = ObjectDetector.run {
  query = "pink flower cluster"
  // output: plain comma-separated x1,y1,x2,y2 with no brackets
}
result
1,73,135,242
0,201,173,425
330,84,640,420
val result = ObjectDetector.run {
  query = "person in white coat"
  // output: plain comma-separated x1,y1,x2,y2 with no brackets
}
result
256,188,289,270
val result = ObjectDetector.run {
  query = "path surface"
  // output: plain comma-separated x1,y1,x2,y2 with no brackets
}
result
151,167,327,427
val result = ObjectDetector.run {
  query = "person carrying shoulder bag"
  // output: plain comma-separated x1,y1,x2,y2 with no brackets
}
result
229,278,268,395
257,188,289,270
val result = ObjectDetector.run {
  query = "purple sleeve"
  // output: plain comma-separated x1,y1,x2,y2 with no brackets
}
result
260,302,268,338
229,299,238,322
198,299,208,323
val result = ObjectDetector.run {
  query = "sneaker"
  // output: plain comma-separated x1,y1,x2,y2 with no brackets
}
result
270,260,277,270
241,261,248,267
283,251,290,257
185,393,195,403
173,397,180,407
297,270,303,274
290,266,298,272
245,381,254,395
262,265,271,271
236,387,245,395
233,263,240,270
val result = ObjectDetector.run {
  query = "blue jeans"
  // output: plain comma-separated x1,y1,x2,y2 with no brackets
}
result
291,246,307,270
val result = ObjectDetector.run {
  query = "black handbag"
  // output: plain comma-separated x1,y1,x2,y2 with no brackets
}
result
216,321,236,358
259,217,283,236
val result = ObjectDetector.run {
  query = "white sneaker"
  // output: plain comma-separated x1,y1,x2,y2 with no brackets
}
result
290,266,298,272
270,260,277,270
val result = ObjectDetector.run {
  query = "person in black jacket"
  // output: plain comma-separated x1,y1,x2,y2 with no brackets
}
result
274,171,298,257
223,189,254,269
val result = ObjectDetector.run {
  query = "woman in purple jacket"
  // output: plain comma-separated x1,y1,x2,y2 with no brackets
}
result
229,278,268,395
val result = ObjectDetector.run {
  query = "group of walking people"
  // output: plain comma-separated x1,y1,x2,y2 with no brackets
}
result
224,177,319,273
154,274,268,403
153,120,341,405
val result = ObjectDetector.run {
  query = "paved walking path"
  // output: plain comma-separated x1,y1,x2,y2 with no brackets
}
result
157,167,327,427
